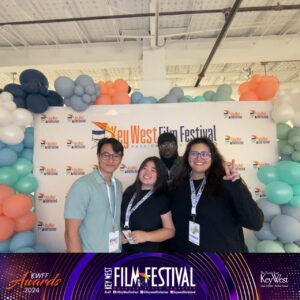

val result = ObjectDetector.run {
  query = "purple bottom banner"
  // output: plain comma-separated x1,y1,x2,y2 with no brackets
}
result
0,253,299,299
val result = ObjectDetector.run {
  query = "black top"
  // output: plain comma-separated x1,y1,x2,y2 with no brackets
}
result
121,186,171,253
170,178,264,252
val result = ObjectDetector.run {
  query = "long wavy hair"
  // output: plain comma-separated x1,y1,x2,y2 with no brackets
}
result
174,137,226,192
129,156,168,197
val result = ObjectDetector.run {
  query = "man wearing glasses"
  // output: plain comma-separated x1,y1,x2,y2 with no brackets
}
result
64,138,124,253
157,132,181,186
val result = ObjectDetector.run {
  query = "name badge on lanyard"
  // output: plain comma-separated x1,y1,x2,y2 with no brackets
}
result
189,176,206,246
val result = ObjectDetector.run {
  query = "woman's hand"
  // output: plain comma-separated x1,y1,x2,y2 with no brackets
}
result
131,230,149,244
121,233,129,244
223,159,240,182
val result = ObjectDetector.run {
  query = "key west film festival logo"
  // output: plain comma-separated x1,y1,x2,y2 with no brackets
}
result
91,121,217,149
104,265,196,295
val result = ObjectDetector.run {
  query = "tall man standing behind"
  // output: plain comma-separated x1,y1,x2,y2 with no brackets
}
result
64,138,124,253
158,132,181,185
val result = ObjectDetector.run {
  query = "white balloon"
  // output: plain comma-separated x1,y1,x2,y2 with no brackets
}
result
271,103,295,123
0,107,13,126
12,108,33,127
291,112,300,127
275,94,293,105
0,98,17,111
0,91,13,102
291,94,300,111
0,124,24,144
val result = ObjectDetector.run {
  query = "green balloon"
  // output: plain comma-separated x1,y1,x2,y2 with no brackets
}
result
193,96,206,102
288,135,300,146
277,123,291,139
292,185,300,196
277,160,300,184
256,240,285,253
278,140,288,155
184,95,193,101
284,243,300,253
288,127,300,139
15,174,38,194
292,151,300,162
13,158,33,177
257,165,279,184
203,90,215,101
281,144,294,155
266,181,293,204
290,196,300,207
294,142,300,151
0,167,19,186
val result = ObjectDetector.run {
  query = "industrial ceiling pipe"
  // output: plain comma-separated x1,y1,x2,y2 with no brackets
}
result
194,0,243,87
0,4,299,26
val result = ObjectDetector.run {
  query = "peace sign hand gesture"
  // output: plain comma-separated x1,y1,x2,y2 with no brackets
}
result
223,159,240,182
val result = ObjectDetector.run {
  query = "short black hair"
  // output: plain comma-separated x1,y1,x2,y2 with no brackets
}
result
96,138,124,156
157,132,177,146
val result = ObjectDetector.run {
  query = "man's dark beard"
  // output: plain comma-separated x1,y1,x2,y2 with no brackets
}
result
161,153,178,170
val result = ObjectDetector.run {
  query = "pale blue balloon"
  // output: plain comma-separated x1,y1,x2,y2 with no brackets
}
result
284,243,300,253
85,84,96,95
139,97,157,104
82,94,92,104
9,231,36,252
164,94,177,103
0,148,18,166
0,239,10,252
0,167,19,185
255,222,277,241
257,165,279,184
265,181,293,204
169,87,184,99
24,132,34,148
64,98,71,106
35,244,49,253
271,215,300,243
277,123,291,139
75,74,94,87
70,95,88,112
25,127,34,134
20,148,33,161
178,97,190,103
257,198,281,222
7,142,24,154
74,85,84,96
256,240,285,253
54,76,75,98
15,247,37,253
0,141,5,150
281,205,300,222
131,92,143,104
95,85,100,97
203,90,215,101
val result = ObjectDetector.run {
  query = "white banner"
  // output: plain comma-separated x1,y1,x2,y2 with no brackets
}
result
34,102,277,252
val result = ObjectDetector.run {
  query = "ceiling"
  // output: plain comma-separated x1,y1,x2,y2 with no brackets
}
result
0,0,300,95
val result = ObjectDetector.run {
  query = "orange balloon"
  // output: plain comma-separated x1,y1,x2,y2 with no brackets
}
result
99,82,108,95
250,74,263,84
114,79,128,93
106,80,114,89
239,91,258,101
238,82,256,95
256,77,279,100
14,212,37,232
111,92,131,105
0,216,15,241
94,94,112,105
3,194,33,218
107,88,116,97
0,184,14,204
0,204,3,215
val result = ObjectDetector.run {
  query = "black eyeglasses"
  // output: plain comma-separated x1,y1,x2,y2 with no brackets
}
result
158,141,177,149
100,152,122,161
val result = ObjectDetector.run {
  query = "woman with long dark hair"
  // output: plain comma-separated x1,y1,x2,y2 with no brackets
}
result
121,156,175,253
171,137,263,252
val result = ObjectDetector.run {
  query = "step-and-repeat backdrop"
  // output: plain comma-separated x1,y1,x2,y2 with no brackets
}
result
33,102,277,252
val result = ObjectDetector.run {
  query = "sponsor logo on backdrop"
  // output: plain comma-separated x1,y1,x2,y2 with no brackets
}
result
225,135,244,145
92,121,217,149
119,164,138,174
37,193,58,204
260,271,288,288
66,166,85,176
251,135,271,144
40,114,59,124
37,221,57,231
66,139,86,149
104,266,195,295
252,161,270,169
254,187,266,198
223,110,242,119
67,114,86,123
249,110,269,119
39,166,58,176
6,272,62,291
40,140,59,149
225,161,246,171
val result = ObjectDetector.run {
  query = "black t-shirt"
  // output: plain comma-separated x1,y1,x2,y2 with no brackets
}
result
121,186,170,253
170,178,264,252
